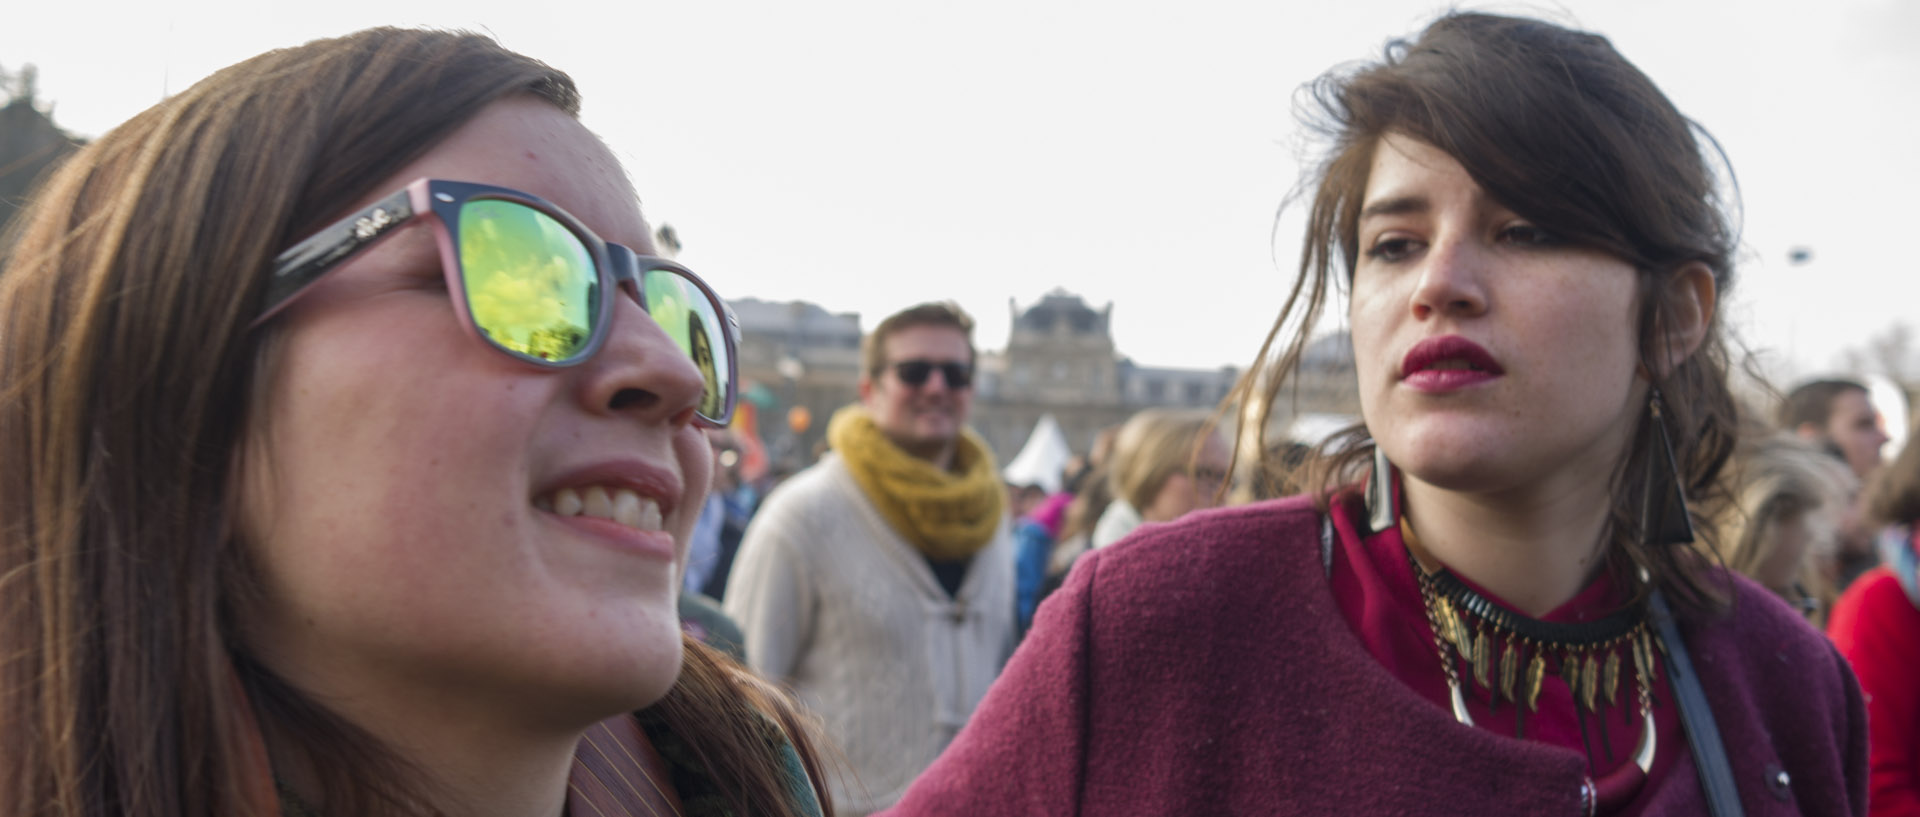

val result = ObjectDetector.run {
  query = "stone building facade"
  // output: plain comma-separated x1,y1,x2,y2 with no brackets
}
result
729,297,864,468
970,292,1244,458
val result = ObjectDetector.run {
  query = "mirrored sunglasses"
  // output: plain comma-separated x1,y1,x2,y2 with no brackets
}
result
256,178,737,426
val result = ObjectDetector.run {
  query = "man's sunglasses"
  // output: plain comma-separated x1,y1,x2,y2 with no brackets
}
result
256,178,737,427
891,359,972,389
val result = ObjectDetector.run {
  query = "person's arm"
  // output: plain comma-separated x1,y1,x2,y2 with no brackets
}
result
1830,573,1920,816
880,547,1099,816
721,500,816,683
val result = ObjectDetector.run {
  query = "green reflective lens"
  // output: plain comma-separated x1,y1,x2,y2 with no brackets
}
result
642,268,731,419
458,199,599,362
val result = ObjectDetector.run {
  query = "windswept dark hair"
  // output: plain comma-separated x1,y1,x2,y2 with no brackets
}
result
1233,12,1741,611
0,27,827,817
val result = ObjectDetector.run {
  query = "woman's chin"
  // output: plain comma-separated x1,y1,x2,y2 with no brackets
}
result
545,633,688,724
1387,445,1524,496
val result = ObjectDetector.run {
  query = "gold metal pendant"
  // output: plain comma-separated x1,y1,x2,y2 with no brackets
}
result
1580,652,1599,713
1434,597,1458,648
1442,598,1467,649
1525,654,1545,712
1499,642,1518,703
1471,627,1491,690
1640,630,1659,685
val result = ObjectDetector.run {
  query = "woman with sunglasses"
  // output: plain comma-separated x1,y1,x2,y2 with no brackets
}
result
0,28,829,817
885,13,1863,816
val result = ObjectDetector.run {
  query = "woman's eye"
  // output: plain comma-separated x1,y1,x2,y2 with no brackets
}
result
1499,223,1560,246
1365,237,1421,262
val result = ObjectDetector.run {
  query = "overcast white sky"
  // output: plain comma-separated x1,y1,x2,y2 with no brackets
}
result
5,0,1915,381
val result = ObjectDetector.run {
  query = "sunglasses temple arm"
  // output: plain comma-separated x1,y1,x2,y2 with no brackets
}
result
253,187,420,328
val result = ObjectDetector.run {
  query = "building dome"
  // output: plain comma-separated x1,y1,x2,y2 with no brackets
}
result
1014,290,1108,336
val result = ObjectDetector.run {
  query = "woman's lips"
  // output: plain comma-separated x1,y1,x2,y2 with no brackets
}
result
1400,335,1505,392
533,460,683,562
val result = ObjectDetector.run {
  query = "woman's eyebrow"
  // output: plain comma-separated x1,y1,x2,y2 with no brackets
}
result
1359,195,1429,222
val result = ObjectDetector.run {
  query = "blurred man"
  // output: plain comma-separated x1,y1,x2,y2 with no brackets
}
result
723,302,1015,815
1782,379,1889,483
1781,378,1891,587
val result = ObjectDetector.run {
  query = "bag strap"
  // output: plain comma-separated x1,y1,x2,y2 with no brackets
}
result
1648,589,1744,817
1320,514,1335,579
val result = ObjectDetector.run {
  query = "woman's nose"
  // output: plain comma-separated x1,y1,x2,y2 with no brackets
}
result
1410,239,1490,320
578,289,705,426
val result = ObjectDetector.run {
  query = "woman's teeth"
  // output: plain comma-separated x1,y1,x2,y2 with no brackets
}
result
534,485,664,531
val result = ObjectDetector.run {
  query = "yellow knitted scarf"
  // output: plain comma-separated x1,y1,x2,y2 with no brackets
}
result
828,406,1005,561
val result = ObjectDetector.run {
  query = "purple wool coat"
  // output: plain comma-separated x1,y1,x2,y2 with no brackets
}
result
881,495,1867,816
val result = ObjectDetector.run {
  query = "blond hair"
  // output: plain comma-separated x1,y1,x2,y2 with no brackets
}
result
1107,410,1218,511
1713,433,1854,619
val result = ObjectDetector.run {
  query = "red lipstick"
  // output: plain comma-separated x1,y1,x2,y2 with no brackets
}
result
1400,335,1504,392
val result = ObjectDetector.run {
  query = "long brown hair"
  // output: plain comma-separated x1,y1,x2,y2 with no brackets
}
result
1233,12,1741,611
0,27,826,817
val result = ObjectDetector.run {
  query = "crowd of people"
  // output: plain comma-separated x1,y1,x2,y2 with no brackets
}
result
0,9,1912,817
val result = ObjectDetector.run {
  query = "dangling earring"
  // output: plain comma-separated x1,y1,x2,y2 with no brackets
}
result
1366,443,1396,534
1641,388,1696,547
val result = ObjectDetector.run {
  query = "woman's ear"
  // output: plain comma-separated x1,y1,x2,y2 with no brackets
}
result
1657,262,1717,373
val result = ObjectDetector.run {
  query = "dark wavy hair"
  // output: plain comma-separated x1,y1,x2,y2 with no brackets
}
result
1233,12,1741,611
0,27,828,817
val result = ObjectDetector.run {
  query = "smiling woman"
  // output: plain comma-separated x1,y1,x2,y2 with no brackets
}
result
0,28,824,817
882,12,1864,817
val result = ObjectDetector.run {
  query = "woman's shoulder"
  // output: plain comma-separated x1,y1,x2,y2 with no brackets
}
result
1678,569,1865,812
1691,571,1836,654
1685,569,1855,700
1831,566,1916,626
1828,566,1920,654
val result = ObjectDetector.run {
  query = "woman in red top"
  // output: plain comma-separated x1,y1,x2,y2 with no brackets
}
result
886,12,1863,816
1831,427,1920,815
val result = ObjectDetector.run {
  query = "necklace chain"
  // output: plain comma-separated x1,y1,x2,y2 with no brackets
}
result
1404,544,1660,813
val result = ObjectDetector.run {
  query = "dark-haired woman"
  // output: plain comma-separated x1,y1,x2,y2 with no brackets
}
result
0,28,828,817
884,13,1862,816
1831,431,1920,815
